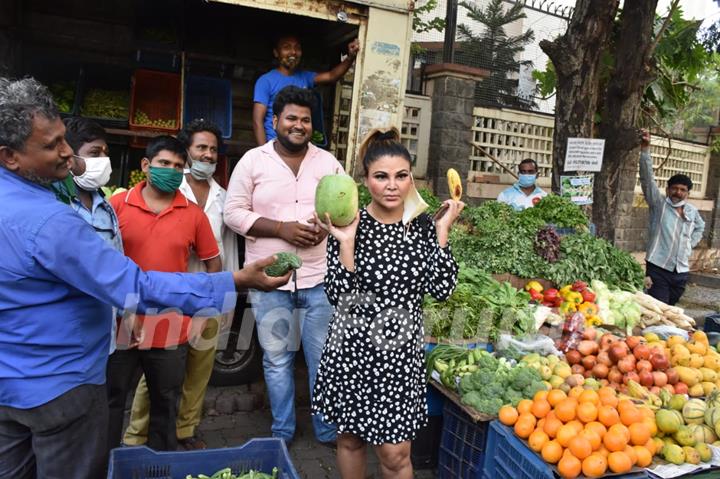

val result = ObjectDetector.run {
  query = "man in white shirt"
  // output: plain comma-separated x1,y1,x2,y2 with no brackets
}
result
123,120,238,449
497,158,547,211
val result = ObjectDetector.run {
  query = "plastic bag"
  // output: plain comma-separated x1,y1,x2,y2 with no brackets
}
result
496,333,562,358
641,325,689,341
556,312,585,353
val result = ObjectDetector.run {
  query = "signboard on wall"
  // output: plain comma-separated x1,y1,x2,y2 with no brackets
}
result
564,138,605,172
560,175,594,205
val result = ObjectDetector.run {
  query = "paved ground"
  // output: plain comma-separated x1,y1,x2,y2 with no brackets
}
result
678,281,720,329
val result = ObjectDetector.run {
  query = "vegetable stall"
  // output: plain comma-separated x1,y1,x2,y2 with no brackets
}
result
416,190,720,478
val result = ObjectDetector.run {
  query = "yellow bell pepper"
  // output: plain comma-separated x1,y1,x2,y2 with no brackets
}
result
559,285,573,298
565,291,584,305
525,280,543,293
559,301,577,314
578,302,599,316
585,315,602,327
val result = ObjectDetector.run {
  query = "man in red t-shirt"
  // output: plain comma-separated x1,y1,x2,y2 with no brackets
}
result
107,136,221,451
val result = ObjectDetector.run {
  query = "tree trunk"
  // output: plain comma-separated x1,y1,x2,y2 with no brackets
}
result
540,0,619,193
594,0,658,243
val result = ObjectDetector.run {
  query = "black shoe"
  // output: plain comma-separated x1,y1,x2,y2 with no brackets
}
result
178,436,207,450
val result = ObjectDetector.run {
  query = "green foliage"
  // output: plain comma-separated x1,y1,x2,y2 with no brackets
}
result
449,199,644,291
358,183,371,208
49,82,75,113
519,195,589,229
413,0,446,34
659,55,720,141
543,233,644,291
532,60,556,99
533,5,714,128
457,0,536,109
81,89,129,119
424,264,534,341
644,6,711,124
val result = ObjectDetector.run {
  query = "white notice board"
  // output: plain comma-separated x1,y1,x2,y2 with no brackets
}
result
564,138,605,172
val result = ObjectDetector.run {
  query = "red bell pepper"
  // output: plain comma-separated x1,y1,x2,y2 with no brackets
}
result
529,289,544,302
544,288,559,301
581,289,596,303
571,280,588,292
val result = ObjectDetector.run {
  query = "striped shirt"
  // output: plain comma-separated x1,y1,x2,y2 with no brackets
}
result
639,150,705,273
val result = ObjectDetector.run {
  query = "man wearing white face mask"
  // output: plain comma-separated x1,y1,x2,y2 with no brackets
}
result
63,118,123,354
639,129,705,305
497,158,546,211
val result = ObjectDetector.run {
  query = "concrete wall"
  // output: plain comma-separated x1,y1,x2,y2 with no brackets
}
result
425,67,481,198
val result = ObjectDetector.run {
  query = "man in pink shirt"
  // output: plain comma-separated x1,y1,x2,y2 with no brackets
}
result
224,86,340,447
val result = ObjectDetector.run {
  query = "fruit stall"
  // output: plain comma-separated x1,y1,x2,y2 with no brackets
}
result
419,190,720,478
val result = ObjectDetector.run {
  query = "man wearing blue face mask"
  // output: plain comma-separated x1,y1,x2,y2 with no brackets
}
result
639,129,705,306
497,158,547,211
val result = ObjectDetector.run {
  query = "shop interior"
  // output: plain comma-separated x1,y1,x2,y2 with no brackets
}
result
6,0,359,187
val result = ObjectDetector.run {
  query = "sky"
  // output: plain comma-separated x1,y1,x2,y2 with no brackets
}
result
658,0,719,28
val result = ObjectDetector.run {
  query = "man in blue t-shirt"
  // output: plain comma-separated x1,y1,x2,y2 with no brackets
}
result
253,35,359,145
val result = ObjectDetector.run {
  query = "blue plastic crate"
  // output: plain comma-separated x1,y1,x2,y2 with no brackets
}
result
704,314,720,334
437,400,490,479
184,75,233,139
107,438,299,479
484,421,649,479
484,421,553,479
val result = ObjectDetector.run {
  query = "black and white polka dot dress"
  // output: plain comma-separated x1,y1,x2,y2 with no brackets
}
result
311,208,458,445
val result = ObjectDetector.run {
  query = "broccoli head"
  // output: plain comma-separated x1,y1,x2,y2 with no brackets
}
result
481,381,506,399
476,369,498,387
523,380,548,399
508,366,541,391
459,374,475,394
475,397,503,416
461,390,483,408
503,388,524,407
476,353,499,371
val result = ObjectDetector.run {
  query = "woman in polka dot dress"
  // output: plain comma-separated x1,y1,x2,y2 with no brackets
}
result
312,128,464,479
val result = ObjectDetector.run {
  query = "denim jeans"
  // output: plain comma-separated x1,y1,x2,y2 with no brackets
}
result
250,283,336,443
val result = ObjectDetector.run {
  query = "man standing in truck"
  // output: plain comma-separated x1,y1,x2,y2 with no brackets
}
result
252,35,359,146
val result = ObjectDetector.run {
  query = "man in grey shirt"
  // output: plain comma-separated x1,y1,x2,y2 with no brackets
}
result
638,130,705,305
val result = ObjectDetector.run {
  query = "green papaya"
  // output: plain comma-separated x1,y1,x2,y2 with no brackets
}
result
315,174,358,226
264,252,302,277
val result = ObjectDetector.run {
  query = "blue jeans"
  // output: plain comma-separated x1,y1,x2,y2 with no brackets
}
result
250,283,336,443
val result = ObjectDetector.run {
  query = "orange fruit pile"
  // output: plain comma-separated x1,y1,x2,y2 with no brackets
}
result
498,386,657,479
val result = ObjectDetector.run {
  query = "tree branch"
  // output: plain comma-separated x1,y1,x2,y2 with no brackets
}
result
641,106,673,170
648,0,681,57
